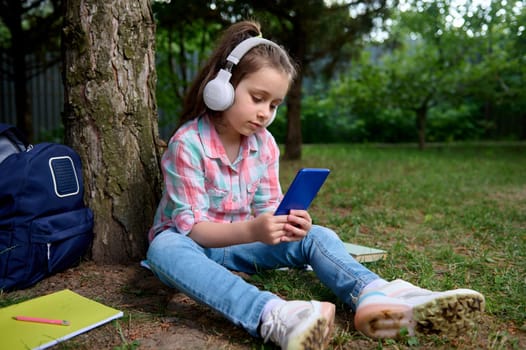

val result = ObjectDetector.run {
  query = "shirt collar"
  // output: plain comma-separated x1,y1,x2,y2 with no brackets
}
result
198,115,259,164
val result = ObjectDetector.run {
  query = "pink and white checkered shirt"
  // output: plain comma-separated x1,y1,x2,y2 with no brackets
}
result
148,115,282,241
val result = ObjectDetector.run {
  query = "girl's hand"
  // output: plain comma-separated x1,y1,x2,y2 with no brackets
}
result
250,212,289,245
281,209,312,243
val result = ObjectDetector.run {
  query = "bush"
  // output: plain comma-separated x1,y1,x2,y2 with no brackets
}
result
427,103,486,142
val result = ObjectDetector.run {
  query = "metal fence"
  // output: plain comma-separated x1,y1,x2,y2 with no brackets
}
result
0,54,177,141
0,54,64,139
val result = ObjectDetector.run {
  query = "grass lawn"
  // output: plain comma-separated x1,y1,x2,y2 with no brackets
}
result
253,142,525,349
1,142,524,350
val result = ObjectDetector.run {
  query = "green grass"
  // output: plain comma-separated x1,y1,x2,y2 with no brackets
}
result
2,142,524,349
252,142,525,348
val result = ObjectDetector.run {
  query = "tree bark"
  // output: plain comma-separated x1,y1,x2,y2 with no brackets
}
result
62,0,162,263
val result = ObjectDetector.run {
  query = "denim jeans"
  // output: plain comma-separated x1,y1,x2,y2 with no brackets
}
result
146,224,379,337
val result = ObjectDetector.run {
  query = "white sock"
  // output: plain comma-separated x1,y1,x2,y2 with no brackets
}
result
261,298,286,323
361,278,388,295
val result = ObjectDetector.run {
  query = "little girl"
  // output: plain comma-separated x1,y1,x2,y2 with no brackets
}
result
146,20,485,350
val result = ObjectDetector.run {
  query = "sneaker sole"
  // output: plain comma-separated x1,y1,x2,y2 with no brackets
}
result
355,290,485,339
413,290,485,336
287,302,335,350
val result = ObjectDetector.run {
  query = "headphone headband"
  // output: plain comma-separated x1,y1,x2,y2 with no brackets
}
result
226,37,281,65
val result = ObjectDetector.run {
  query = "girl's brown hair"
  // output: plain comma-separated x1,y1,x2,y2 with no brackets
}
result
175,20,297,130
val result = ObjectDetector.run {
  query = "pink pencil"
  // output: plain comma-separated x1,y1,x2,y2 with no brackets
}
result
13,315,70,326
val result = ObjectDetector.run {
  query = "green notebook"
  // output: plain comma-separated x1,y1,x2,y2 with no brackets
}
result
0,289,123,350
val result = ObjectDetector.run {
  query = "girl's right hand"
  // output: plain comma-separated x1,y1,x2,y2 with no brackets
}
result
250,212,290,245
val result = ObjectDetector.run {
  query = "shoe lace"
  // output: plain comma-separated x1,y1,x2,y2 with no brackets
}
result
261,309,288,344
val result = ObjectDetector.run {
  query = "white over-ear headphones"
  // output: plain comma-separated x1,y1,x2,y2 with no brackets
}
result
203,37,283,127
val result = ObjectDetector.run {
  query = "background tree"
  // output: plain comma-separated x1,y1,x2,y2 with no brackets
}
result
62,0,162,263
236,0,391,159
0,0,63,141
380,0,467,149
378,0,526,147
315,0,526,148
459,0,526,139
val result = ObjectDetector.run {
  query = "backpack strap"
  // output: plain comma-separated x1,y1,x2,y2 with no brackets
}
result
0,123,29,164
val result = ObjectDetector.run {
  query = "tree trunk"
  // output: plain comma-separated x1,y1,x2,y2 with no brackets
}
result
283,76,303,160
416,106,427,150
10,1,33,141
283,20,306,161
62,0,162,263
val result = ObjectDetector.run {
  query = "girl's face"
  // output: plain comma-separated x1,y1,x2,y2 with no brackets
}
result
221,66,290,138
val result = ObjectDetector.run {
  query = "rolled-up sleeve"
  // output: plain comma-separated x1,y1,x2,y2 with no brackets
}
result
162,139,210,235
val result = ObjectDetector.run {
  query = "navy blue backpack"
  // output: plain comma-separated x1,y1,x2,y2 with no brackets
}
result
0,124,94,291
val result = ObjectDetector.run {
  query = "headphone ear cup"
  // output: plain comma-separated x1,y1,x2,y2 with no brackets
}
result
265,107,278,127
203,69,235,111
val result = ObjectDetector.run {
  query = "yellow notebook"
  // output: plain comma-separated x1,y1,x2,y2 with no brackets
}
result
0,289,123,350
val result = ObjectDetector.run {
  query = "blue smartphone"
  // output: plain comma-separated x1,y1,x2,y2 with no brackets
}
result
274,168,330,215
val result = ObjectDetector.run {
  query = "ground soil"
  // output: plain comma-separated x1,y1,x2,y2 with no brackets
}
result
4,261,525,350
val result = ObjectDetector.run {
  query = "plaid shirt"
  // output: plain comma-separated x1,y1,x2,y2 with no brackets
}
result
148,115,282,241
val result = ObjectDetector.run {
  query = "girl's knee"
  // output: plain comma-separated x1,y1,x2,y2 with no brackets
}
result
147,230,194,259
309,225,339,241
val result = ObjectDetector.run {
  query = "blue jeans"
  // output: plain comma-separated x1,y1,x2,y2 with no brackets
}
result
146,224,379,337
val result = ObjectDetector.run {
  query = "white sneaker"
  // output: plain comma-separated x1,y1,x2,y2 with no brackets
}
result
354,279,485,339
260,300,335,350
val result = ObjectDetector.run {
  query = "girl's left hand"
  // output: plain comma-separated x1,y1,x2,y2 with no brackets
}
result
281,209,312,242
